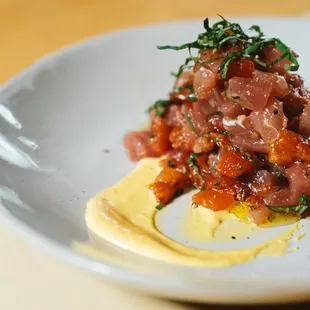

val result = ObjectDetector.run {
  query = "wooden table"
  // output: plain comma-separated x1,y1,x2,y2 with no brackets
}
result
1,1,310,309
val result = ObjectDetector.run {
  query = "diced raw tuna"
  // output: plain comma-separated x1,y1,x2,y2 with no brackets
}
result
194,67,217,100
249,206,272,225
299,104,310,137
249,98,288,144
227,71,273,111
262,46,293,75
193,98,218,117
208,88,243,118
174,71,194,89
265,163,310,206
123,131,157,161
223,115,268,153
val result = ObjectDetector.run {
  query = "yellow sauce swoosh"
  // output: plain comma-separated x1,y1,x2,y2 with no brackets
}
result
75,158,300,267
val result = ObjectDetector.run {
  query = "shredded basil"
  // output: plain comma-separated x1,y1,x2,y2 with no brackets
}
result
266,194,310,216
167,160,176,168
157,16,299,79
273,165,285,178
221,130,232,137
146,100,172,117
187,153,205,190
188,93,197,102
187,153,202,164
242,151,257,169
155,204,165,210
185,113,200,136
249,25,264,39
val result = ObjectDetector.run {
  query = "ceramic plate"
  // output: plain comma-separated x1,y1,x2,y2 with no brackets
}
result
0,17,310,304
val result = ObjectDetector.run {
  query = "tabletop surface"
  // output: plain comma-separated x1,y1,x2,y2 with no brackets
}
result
1,1,310,309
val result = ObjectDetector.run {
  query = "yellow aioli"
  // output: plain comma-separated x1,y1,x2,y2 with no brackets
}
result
177,206,256,243
80,158,300,267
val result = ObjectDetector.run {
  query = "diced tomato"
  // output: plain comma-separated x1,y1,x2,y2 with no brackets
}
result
269,129,310,165
226,58,255,79
202,173,239,196
268,129,298,165
154,166,187,187
192,189,235,211
194,154,210,172
216,149,254,178
149,182,174,204
150,167,187,203
150,116,171,156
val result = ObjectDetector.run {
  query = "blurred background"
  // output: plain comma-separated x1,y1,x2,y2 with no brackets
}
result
1,0,310,84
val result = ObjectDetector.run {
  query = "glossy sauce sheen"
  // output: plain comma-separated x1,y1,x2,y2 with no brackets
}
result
80,159,300,267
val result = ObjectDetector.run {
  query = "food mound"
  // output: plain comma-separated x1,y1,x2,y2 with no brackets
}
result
124,16,310,225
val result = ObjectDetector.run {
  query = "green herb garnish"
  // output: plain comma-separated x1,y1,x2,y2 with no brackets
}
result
221,130,232,137
243,151,257,169
273,165,285,178
187,153,205,190
236,165,243,171
173,57,196,78
155,204,165,210
266,194,310,216
157,16,299,79
188,93,197,102
249,25,264,39
187,153,202,163
256,153,265,161
167,160,176,168
299,193,308,205
146,100,172,117
185,113,200,136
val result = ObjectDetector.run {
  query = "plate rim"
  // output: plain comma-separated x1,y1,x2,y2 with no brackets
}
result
1,16,310,304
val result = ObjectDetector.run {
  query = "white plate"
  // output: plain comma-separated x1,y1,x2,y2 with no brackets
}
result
0,17,310,304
